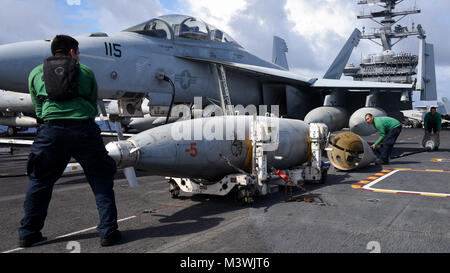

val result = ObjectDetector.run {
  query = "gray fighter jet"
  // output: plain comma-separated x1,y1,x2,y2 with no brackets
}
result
0,90,37,135
0,90,160,134
0,14,415,135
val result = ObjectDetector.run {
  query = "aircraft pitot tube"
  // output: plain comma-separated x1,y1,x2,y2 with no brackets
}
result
349,107,387,136
304,107,349,132
327,131,377,171
105,116,313,182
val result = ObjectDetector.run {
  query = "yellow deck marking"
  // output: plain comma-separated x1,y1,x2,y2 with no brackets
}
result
352,168,450,198
374,190,397,194
431,158,450,163
421,193,447,197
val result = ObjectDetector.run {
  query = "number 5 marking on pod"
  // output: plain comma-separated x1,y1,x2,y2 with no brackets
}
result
185,143,198,158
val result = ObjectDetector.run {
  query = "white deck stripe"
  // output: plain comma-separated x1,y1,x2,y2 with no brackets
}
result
363,170,450,197
2,215,137,253
364,170,400,188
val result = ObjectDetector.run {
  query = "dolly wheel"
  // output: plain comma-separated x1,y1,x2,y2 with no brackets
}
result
169,180,181,199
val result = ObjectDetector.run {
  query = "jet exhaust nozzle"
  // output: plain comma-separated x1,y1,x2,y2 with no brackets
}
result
327,131,376,171
105,140,139,169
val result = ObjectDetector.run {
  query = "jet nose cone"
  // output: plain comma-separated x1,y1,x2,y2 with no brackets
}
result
0,40,51,92
105,141,139,168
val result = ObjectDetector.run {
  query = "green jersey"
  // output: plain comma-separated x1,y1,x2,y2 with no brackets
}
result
28,63,98,121
373,117,402,146
424,112,442,132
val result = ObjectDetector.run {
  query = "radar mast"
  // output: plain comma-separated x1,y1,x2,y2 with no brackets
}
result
344,0,427,92
357,0,425,51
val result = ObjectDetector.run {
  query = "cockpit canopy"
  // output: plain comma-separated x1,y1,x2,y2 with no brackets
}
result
123,14,241,47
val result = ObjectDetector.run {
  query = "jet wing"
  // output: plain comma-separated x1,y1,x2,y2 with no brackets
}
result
178,56,413,91
312,79,413,90
177,56,316,86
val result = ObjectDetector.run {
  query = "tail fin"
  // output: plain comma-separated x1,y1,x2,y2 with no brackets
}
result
272,36,289,70
442,97,450,114
323,28,361,79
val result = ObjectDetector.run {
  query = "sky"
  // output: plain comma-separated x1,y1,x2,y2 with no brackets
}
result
0,0,449,106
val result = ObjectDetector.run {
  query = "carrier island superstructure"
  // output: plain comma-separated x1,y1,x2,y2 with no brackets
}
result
344,0,437,107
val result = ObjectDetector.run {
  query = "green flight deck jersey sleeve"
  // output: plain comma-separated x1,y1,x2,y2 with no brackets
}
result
28,63,98,121
424,112,442,132
373,117,402,146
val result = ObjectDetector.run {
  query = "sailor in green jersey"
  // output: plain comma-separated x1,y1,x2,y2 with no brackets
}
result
29,62,98,122
19,35,121,248
365,114,402,165
423,107,442,150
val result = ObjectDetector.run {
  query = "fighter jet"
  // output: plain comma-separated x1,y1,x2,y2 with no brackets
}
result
0,14,414,136
0,90,162,134
401,106,427,128
0,90,37,135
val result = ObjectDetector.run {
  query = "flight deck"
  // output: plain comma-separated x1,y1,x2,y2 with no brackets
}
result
0,128,448,253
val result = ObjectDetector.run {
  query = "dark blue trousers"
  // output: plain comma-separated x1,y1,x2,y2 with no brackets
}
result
378,126,402,163
19,121,118,239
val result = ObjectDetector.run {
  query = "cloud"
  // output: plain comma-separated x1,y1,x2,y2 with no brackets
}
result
0,0,448,100
285,0,356,47
67,0,81,6
182,0,356,74
184,0,248,34
81,0,167,34
435,65,450,100
0,0,74,44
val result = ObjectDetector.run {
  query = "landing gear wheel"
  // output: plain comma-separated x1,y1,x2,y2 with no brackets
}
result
169,180,180,199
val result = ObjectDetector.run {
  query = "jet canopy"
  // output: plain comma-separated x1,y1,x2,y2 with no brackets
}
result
123,14,241,47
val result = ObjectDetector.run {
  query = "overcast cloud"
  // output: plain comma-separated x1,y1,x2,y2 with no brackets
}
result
0,0,449,101
0,0,68,43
